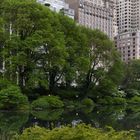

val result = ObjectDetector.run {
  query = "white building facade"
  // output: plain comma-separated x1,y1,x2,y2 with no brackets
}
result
37,0,75,19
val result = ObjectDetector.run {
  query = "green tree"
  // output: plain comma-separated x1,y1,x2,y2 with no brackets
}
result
58,15,89,87
122,60,140,90
0,0,124,99
0,0,67,93
0,85,29,110
83,30,123,94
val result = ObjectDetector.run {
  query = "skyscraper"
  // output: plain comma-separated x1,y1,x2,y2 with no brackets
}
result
113,0,118,37
115,0,140,62
66,0,115,39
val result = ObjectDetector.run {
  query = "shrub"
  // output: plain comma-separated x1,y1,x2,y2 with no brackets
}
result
0,86,29,110
14,124,135,140
0,78,12,90
127,96,140,104
82,98,95,107
98,96,126,105
31,96,64,110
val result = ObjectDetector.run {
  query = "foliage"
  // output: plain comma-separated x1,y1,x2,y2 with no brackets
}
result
0,86,29,110
97,96,127,105
64,98,95,111
0,0,123,99
122,60,140,90
0,111,29,139
14,124,135,140
125,89,140,98
112,90,127,98
81,98,95,107
127,105,140,112
0,78,12,90
90,79,118,98
31,95,64,110
56,88,80,99
0,0,67,91
127,96,140,104
0,0,125,104
83,29,124,94
58,15,89,87
64,100,82,109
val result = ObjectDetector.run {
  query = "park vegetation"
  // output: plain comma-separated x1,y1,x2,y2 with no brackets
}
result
0,0,139,110
0,0,140,139
13,124,135,140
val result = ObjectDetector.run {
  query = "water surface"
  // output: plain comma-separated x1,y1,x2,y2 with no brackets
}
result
0,105,140,140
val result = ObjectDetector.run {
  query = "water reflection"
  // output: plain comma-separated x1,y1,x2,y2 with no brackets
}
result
0,111,29,140
0,105,140,139
31,109,64,129
29,105,140,132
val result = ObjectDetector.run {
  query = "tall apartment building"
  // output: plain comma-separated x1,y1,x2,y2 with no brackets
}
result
115,0,140,62
65,0,115,39
37,0,75,19
113,0,118,37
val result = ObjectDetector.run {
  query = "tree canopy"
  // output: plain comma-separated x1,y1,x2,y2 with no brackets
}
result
0,0,124,98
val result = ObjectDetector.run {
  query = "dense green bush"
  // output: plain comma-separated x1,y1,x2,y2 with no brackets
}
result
0,79,12,90
127,96,140,104
31,96,64,110
82,98,95,107
14,124,135,140
98,96,126,105
0,86,29,110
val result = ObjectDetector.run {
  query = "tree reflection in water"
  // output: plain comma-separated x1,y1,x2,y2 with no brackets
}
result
31,109,64,129
1,105,140,139
0,111,29,140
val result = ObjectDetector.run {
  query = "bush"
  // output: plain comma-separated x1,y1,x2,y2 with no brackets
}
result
98,96,126,105
0,78,12,90
127,96,140,104
82,98,95,107
31,96,64,110
14,124,135,140
0,86,29,110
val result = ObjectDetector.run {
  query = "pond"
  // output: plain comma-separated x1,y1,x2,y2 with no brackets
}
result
0,105,140,140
